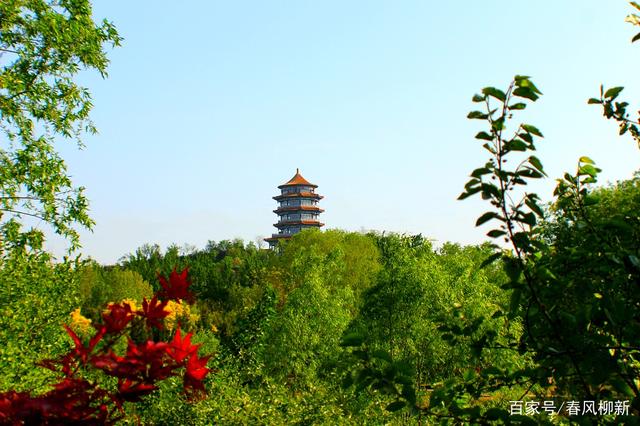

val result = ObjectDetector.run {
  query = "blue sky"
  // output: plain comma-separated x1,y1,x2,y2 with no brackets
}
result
48,1,640,263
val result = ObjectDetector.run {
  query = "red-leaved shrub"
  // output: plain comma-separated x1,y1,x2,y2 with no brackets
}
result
0,268,209,425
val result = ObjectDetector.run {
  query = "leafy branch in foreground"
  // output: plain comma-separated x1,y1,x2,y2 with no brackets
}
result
589,85,640,148
627,1,640,43
458,76,640,422
0,0,121,254
587,4,640,149
460,75,547,259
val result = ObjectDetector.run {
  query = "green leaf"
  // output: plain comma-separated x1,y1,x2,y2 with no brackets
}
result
475,131,493,141
604,86,624,99
633,32,640,43
481,183,501,200
487,229,506,238
517,168,544,179
578,164,599,177
513,87,539,101
579,156,595,164
482,87,506,102
482,142,497,154
457,187,481,200
620,123,629,135
465,178,481,190
509,102,527,110
467,111,488,119
491,117,505,131
519,132,533,143
522,124,543,137
515,76,542,94
528,156,545,174
476,211,501,226
506,140,528,152
471,167,491,178
472,94,485,102
503,257,523,282
525,196,545,218
520,212,537,226
514,74,531,82
511,231,530,248
587,98,602,104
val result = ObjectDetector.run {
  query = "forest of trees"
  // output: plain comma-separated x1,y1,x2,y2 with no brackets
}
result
1,1,640,425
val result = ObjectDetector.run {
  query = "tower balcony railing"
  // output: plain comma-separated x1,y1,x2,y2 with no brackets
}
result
276,218,320,225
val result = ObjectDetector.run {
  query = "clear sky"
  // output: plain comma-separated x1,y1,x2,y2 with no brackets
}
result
47,1,640,264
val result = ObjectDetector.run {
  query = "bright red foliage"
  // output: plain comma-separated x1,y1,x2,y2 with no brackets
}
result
102,301,134,333
139,295,169,329
0,268,211,424
167,327,200,363
0,378,114,425
157,267,195,304
116,379,157,403
186,354,210,381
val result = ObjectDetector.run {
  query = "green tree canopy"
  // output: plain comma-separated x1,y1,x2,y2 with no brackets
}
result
0,0,120,254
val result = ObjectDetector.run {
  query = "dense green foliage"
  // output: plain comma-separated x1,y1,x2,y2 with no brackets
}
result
73,231,515,424
0,249,79,393
0,0,120,253
78,264,153,320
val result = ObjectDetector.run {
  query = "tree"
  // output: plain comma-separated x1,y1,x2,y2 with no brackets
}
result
0,0,121,254
262,230,379,387
450,73,640,423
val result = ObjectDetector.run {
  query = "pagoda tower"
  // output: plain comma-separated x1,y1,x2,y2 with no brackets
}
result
265,169,324,248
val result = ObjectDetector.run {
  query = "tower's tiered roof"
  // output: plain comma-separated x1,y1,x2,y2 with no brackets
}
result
278,168,318,189
265,169,324,248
